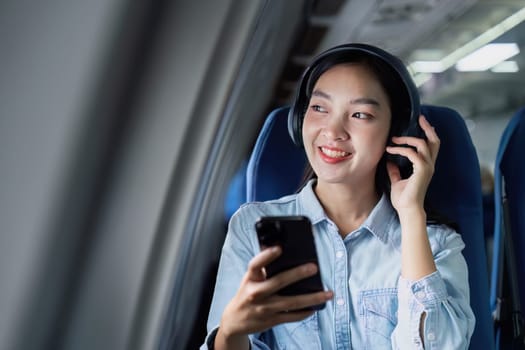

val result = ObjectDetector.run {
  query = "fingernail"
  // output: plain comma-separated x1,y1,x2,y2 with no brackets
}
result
304,263,317,273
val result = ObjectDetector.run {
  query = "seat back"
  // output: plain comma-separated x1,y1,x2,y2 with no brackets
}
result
246,106,307,202
421,106,494,350
244,105,494,349
490,107,525,346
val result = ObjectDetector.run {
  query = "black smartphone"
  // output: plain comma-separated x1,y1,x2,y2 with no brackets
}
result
255,215,325,310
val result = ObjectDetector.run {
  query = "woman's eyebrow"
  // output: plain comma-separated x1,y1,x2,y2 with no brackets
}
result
350,97,381,107
312,90,382,108
311,89,331,100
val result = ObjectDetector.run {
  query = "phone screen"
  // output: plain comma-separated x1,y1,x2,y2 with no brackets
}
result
255,215,325,310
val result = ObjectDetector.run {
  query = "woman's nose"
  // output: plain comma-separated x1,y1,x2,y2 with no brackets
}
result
323,113,350,141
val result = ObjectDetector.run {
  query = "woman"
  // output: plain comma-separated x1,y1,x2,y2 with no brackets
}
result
202,43,474,349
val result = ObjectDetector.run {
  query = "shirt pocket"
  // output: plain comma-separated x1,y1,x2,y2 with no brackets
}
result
359,288,398,349
272,312,321,350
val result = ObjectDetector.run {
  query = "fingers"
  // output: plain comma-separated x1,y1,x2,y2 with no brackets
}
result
271,290,333,313
419,115,440,143
386,145,434,178
250,290,333,320
245,250,322,299
246,246,282,282
390,116,439,146
387,115,440,167
386,143,420,161
386,161,401,183
274,309,316,324
390,136,430,159
262,263,319,295
418,115,440,160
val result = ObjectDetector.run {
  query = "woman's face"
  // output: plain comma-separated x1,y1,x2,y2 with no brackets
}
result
302,63,392,187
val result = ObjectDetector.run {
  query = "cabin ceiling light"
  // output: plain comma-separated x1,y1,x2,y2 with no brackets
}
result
411,6,525,83
410,61,445,73
490,60,519,73
455,43,520,71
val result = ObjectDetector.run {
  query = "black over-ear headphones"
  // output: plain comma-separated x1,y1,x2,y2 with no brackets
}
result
287,43,424,177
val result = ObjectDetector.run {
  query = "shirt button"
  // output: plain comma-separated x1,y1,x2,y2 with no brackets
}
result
336,298,345,306
336,251,344,258
416,291,426,299
427,332,436,341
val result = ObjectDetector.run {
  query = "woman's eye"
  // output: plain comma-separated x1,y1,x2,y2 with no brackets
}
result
352,112,371,119
311,105,327,113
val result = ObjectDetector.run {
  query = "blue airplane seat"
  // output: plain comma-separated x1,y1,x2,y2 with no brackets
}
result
421,105,494,350
490,106,525,348
246,106,307,202
244,105,494,349
224,160,249,220
224,107,307,220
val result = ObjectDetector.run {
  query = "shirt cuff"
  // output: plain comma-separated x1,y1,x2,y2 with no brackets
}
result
202,327,219,349
202,327,255,350
398,270,448,309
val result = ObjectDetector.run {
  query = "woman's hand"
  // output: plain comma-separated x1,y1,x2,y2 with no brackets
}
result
385,115,440,215
215,246,333,349
386,115,440,281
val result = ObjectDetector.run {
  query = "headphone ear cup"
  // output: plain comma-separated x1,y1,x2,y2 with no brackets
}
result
288,90,309,147
386,115,427,178
287,105,301,147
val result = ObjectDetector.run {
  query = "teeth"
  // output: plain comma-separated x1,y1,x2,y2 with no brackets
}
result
321,147,350,158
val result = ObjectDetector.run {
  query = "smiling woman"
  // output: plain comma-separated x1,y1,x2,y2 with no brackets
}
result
202,43,474,350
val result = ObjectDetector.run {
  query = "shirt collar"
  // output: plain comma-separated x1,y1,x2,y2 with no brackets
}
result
297,179,326,225
297,179,398,243
360,193,398,243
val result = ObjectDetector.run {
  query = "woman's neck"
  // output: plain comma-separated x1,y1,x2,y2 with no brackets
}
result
314,180,381,236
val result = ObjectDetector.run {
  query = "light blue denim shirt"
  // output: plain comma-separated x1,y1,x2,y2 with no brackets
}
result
202,180,475,349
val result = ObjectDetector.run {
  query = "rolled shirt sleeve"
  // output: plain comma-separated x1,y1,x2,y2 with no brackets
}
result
392,227,475,349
